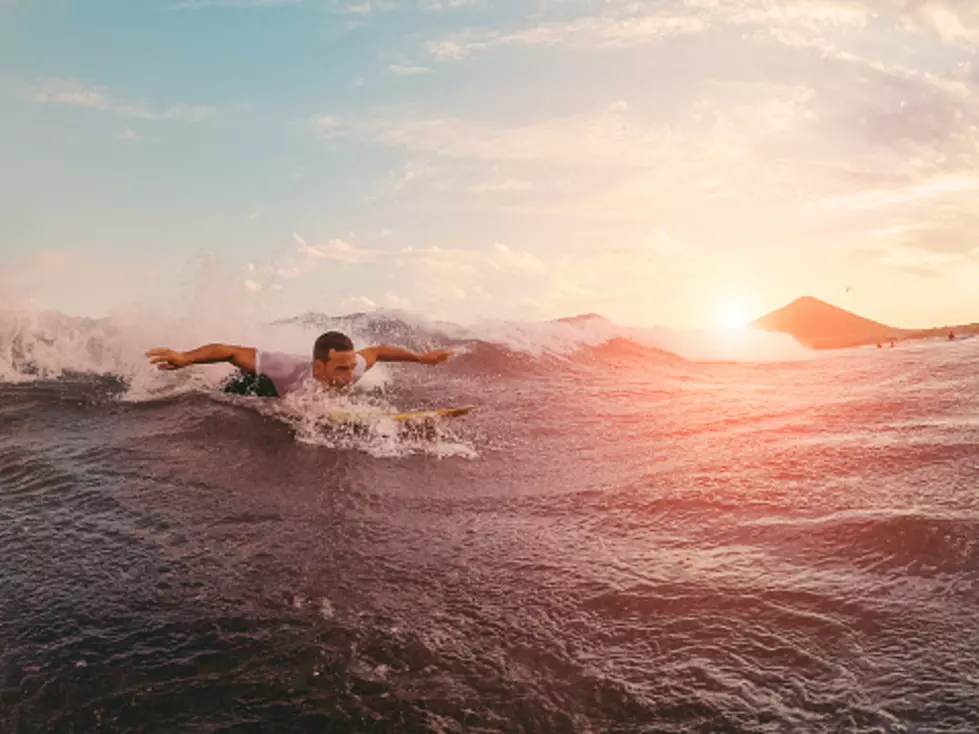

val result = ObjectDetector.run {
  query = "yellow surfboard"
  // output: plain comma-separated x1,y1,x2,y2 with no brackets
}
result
322,405,476,425
389,405,476,422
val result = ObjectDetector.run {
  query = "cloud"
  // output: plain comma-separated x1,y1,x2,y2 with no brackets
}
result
388,63,434,75
339,295,379,311
382,160,444,190
428,14,708,59
29,78,215,122
339,0,395,14
256,241,545,313
312,50,979,260
275,265,305,278
309,92,806,168
698,0,871,31
293,232,376,263
310,104,671,165
313,45,979,228
823,173,979,211
244,232,389,295
896,0,979,44
469,179,537,193
489,243,546,273
394,243,548,306
29,78,109,108
381,290,411,309
171,0,302,7
120,127,138,140
421,0,477,10
857,240,968,278
426,0,979,64
158,103,218,122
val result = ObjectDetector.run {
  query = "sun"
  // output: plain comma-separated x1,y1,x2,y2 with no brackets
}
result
718,303,749,330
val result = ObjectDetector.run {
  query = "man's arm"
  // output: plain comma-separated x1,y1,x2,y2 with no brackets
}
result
146,344,257,373
358,345,453,369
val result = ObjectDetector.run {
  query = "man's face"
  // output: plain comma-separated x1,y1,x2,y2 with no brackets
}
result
312,349,357,388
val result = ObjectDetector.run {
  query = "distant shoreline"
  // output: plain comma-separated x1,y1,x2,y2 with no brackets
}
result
753,296,979,350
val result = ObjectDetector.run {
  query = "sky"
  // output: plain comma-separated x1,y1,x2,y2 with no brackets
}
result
1,0,978,330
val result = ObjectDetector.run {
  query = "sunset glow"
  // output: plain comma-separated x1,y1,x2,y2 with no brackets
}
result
2,2,979,331
719,304,749,331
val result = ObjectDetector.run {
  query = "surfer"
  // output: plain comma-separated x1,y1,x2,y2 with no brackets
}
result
145,331,453,398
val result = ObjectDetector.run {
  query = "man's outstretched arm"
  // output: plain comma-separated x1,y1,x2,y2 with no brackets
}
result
146,344,257,373
358,346,453,369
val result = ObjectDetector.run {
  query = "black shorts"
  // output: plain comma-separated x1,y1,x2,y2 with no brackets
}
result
221,371,279,398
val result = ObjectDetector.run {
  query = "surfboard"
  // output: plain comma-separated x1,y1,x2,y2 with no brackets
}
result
389,405,476,422
321,405,476,425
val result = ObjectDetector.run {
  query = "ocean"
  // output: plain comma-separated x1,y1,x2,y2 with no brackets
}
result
1,308,977,733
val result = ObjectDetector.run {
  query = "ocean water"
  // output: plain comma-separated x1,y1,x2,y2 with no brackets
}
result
1,309,977,733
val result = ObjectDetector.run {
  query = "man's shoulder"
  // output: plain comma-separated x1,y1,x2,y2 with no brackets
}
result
257,349,307,360
256,350,310,373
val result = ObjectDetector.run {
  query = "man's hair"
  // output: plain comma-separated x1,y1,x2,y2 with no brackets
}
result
313,331,354,362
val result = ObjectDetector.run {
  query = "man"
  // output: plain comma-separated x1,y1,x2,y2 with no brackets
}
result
145,331,454,398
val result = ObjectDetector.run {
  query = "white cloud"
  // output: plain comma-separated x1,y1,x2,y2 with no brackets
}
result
388,63,434,75
428,14,708,59
381,290,411,308
822,173,979,211
276,265,305,278
341,0,394,13
469,179,537,193
309,114,343,134
293,232,376,263
422,0,477,10
159,103,217,122
312,55,978,222
339,295,379,311
310,92,803,168
897,1,979,44
384,160,444,190
426,0,979,65
310,104,672,165
120,127,137,140
856,239,972,278
30,78,109,108
29,78,215,122
489,243,546,273
427,41,470,61
700,0,871,30
394,243,549,306
171,0,301,7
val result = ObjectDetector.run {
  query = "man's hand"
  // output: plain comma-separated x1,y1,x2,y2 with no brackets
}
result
144,344,256,373
146,347,192,371
420,349,454,365
360,345,455,367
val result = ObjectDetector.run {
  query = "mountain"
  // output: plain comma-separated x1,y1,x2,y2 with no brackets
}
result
753,296,907,349
552,313,610,325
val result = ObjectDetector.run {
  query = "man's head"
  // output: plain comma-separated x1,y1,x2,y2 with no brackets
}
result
312,331,357,387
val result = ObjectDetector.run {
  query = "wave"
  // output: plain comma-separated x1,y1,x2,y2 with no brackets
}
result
740,510,979,577
0,301,809,394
